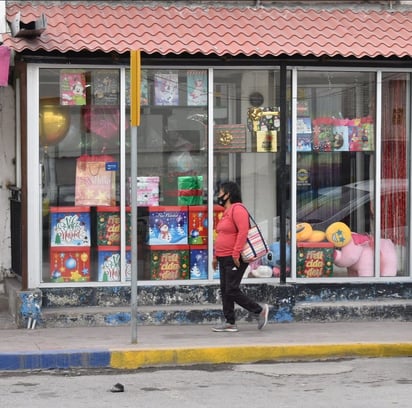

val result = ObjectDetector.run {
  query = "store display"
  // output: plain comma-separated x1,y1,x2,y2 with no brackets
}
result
128,176,160,206
97,246,131,282
214,124,246,152
50,247,91,282
96,206,131,246
147,245,190,280
187,70,207,106
92,70,119,105
75,155,116,206
188,205,224,245
147,206,188,245
177,176,203,205
189,245,208,279
297,242,334,278
154,71,179,105
50,206,91,247
60,69,87,106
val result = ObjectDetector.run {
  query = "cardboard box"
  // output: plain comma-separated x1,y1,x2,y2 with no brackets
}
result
297,242,334,278
147,245,190,280
50,247,91,282
189,245,208,279
96,206,131,246
128,176,160,206
97,246,131,282
188,205,224,245
50,206,91,247
214,124,246,152
147,206,188,245
177,176,203,206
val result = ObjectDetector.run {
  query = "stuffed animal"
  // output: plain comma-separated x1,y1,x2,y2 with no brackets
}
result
260,242,291,277
326,222,397,277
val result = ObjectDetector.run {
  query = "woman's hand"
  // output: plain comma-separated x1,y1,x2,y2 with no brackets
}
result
232,257,240,268
212,257,218,271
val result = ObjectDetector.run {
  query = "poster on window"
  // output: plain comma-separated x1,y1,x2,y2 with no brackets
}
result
92,70,119,105
187,70,207,106
125,69,149,106
296,117,312,151
60,70,87,106
154,71,179,105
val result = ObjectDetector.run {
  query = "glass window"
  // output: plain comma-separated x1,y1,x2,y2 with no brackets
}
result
380,73,410,277
40,68,122,283
126,69,208,281
295,71,376,278
213,69,283,279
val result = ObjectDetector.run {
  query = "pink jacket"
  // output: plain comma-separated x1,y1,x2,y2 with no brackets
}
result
214,203,249,259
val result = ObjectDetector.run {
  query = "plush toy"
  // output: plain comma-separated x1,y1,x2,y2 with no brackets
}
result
327,222,397,277
260,242,291,277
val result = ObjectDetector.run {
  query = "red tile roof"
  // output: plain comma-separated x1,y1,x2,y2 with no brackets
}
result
3,2,412,58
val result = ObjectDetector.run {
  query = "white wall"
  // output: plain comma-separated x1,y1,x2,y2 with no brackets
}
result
0,85,15,278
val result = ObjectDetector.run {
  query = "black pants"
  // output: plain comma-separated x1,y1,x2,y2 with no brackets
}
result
217,256,262,325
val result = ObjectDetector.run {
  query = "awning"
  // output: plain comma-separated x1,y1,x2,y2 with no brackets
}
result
3,2,412,58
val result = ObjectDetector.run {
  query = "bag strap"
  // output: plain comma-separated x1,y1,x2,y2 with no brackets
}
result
232,203,257,229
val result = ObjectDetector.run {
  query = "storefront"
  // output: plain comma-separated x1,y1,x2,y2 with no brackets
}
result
2,3,412,309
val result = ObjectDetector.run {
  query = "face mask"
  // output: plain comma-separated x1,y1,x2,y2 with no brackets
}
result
217,193,229,207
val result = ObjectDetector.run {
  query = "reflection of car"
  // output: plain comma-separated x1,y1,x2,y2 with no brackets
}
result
296,179,408,233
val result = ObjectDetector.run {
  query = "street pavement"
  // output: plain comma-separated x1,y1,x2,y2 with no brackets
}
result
0,321,411,371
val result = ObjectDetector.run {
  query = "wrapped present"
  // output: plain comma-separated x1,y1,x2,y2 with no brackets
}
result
147,206,188,245
128,176,160,206
97,246,131,282
177,176,203,205
50,247,90,282
50,206,91,247
188,205,224,245
147,245,190,280
189,245,208,279
297,242,334,278
96,206,131,246
214,124,246,152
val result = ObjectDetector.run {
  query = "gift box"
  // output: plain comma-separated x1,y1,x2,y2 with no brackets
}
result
214,124,246,152
128,176,160,206
147,206,188,245
188,205,224,245
189,245,208,279
97,246,131,282
297,242,334,278
147,245,190,280
96,206,131,246
177,176,203,206
50,206,91,247
50,247,91,282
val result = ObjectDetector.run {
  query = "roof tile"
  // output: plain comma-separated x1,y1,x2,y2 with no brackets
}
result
3,2,412,58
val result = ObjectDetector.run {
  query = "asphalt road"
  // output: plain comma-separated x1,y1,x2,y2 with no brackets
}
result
0,357,411,408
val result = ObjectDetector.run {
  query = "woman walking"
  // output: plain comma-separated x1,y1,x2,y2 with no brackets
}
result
212,181,269,332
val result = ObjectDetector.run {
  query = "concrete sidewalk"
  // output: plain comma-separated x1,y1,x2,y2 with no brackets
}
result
0,321,411,371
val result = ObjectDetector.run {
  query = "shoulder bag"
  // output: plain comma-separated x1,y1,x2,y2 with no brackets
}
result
235,205,269,262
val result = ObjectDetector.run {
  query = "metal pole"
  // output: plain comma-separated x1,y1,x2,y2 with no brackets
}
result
130,125,138,343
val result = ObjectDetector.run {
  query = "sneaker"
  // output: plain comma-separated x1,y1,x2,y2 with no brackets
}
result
257,304,269,330
212,322,238,332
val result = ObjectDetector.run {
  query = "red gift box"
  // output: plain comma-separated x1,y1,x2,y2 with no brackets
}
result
50,247,91,282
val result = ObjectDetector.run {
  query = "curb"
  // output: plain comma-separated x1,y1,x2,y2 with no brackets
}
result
1,343,412,371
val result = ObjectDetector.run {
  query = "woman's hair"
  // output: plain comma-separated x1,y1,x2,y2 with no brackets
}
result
220,181,242,203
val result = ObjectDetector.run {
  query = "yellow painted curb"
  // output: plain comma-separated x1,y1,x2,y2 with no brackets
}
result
110,343,412,369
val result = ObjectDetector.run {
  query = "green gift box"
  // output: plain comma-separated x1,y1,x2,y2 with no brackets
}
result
177,176,203,205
